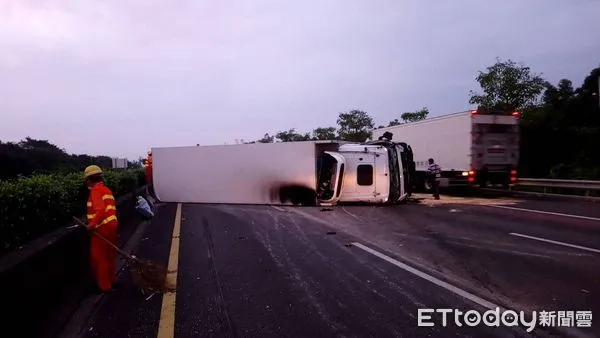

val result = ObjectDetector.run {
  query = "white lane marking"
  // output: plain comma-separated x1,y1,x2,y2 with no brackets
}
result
271,205,286,212
509,232,600,254
351,242,502,310
487,205,600,222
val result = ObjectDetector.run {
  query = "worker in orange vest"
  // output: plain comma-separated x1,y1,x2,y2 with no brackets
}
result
145,151,153,184
145,151,154,197
84,165,119,293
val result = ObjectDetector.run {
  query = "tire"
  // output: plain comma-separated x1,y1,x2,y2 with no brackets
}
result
423,179,433,192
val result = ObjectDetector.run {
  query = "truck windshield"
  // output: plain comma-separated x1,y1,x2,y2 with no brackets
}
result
316,153,338,201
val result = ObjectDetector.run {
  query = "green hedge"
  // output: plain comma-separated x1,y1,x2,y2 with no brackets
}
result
0,169,146,256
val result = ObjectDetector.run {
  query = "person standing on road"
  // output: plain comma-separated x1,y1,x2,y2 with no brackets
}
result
84,165,119,293
427,158,441,200
145,151,154,197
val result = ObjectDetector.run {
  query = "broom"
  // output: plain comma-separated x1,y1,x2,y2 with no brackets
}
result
72,217,174,294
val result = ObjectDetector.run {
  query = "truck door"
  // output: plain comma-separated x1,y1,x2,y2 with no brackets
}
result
319,151,346,204
339,153,377,201
478,124,516,168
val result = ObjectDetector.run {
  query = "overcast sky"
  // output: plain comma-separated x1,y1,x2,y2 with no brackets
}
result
1,0,598,160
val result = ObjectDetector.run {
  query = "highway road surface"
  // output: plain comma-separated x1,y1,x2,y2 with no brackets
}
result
61,193,600,338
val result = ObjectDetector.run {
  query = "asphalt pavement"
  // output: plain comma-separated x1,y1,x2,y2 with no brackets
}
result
63,194,600,338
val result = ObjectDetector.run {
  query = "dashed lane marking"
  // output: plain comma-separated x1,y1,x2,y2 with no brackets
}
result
157,203,182,338
509,232,600,254
487,205,600,222
351,242,502,310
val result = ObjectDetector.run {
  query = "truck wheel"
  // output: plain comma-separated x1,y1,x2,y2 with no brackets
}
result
423,180,432,192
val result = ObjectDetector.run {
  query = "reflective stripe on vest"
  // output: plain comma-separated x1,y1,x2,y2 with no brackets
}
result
87,184,118,227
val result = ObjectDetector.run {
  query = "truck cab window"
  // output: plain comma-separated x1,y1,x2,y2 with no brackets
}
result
357,164,374,186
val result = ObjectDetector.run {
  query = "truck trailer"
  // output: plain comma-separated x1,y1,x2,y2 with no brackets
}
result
151,139,415,205
372,109,520,191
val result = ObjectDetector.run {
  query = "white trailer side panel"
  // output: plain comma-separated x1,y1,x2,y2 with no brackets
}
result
372,112,472,171
152,142,318,204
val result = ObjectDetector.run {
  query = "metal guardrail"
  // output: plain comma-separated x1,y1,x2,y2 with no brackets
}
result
514,178,600,190
511,178,600,198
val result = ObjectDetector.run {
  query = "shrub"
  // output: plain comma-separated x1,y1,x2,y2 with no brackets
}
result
0,169,145,255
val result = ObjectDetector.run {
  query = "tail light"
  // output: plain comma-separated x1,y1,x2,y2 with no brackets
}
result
512,111,521,118
471,110,478,115
468,170,476,182
510,169,517,182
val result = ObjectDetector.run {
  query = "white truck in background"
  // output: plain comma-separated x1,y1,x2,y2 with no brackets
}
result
150,139,415,206
372,109,520,191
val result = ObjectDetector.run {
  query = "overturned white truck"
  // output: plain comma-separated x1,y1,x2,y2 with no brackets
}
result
151,139,415,205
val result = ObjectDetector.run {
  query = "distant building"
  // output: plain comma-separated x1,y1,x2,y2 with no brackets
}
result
111,157,128,169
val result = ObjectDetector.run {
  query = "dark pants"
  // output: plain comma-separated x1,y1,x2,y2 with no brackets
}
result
432,180,440,199
146,184,156,199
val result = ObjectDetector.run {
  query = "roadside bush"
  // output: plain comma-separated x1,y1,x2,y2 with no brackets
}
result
0,169,145,256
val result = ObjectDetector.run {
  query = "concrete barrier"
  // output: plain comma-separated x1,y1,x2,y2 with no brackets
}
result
0,186,150,338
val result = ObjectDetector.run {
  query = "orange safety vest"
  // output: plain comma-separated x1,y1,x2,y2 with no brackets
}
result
87,183,118,228
145,154,153,184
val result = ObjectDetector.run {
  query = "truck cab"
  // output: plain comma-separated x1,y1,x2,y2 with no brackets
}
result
336,144,391,203
315,140,414,205
367,136,416,202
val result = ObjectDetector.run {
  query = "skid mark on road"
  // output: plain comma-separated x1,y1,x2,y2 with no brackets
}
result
202,217,236,337
510,233,600,254
264,209,348,333
341,207,361,220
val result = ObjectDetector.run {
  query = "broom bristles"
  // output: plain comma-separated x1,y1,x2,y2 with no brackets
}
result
128,258,175,294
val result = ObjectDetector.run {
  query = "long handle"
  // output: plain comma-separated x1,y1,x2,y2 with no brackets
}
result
72,217,136,260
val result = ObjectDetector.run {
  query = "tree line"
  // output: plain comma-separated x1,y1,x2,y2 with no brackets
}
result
243,59,600,180
2,59,598,181
0,137,142,181
237,107,430,145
